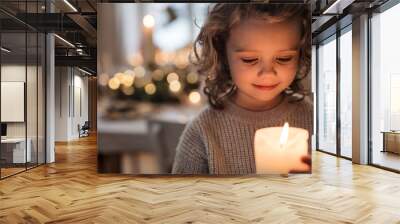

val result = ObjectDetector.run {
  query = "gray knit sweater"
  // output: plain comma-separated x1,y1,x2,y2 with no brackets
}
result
172,95,313,175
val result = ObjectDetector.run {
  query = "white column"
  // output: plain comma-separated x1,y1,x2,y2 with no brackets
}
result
352,14,369,164
311,45,317,151
46,32,55,163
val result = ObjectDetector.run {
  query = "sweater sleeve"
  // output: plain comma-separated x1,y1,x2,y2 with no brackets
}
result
172,118,209,174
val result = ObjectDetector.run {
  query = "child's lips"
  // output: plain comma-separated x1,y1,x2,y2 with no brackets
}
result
252,83,279,90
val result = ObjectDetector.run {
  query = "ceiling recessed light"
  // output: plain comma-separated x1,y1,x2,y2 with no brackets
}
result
1,47,11,53
78,67,93,76
322,0,355,15
63,0,78,12
54,34,75,48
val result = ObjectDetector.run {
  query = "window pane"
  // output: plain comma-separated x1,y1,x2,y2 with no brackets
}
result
317,37,337,154
340,29,352,158
371,3,400,171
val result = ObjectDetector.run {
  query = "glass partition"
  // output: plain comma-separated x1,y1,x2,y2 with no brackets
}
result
1,30,28,177
0,1,46,179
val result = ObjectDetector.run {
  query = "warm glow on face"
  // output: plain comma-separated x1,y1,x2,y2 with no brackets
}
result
227,18,301,105
188,91,201,104
144,83,156,95
143,15,155,28
169,80,181,93
279,122,289,147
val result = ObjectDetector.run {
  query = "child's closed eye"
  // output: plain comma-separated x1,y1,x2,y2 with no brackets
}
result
275,56,294,64
241,58,258,65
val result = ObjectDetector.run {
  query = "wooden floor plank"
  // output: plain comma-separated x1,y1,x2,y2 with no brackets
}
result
0,135,399,223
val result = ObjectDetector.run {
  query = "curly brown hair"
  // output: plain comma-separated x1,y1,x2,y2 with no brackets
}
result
192,3,311,109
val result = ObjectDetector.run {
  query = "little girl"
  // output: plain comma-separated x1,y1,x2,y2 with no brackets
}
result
172,3,312,174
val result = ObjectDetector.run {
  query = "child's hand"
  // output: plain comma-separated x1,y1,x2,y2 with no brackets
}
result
288,155,311,174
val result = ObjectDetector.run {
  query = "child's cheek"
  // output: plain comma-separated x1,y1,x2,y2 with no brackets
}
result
276,64,298,76
232,64,250,75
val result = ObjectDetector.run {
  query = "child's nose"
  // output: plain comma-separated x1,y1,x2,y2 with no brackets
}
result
257,62,277,77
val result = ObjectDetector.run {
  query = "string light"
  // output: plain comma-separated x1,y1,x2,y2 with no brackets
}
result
188,91,201,104
152,69,164,81
108,77,120,90
122,75,134,87
134,66,146,78
116,70,133,86
122,86,135,96
166,72,179,83
144,83,156,95
114,72,125,81
169,80,181,93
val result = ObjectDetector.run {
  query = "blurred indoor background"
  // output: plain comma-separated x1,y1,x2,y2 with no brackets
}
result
97,3,210,174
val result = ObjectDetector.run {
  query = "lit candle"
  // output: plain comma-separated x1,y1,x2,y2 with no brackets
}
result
254,122,309,174
142,14,155,65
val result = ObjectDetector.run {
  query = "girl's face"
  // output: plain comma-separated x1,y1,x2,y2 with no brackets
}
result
226,18,301,109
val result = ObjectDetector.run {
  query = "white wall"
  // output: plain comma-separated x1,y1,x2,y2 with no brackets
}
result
1,65,37,138
55,66,69,141
55,67,89,141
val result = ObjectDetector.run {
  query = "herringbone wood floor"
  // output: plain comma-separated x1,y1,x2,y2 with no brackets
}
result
0,135,400,224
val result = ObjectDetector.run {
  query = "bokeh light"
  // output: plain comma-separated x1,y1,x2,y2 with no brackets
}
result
99,73,109,86
134,66,146,78
186,72,199,84
166,72,179,83
108,77,120,90
152,69,164,81
122,86,135,96
144,83,156,95
169,80,181,93
188,91,201,104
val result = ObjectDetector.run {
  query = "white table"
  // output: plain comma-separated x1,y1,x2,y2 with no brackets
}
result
1,138,31,163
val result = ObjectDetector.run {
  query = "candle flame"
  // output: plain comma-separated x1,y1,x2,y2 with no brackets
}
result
143,15,155,28
279,122,289,148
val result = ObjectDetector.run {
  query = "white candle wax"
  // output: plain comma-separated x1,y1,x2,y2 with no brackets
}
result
254,124,309,174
